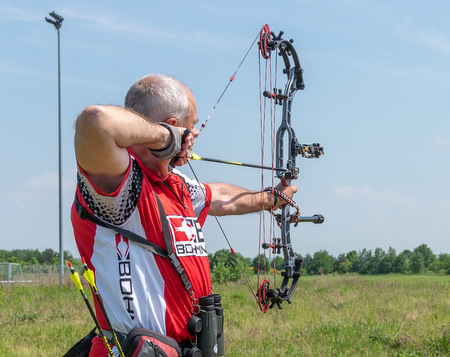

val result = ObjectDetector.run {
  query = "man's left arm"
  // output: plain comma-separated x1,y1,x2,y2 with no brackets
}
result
208,182,297,216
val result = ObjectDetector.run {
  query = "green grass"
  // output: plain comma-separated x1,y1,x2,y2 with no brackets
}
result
1,275,448,356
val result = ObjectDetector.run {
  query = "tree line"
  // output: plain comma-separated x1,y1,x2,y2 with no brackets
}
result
2,244,448,284
0,249,76,266
209,244,450,283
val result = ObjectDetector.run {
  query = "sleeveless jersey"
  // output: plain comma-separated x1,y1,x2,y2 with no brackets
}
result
71,150,212,345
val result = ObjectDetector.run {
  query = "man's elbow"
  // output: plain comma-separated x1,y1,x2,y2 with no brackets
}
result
76,105,106,128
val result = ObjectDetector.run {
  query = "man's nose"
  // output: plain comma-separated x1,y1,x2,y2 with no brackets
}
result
192,126,200,138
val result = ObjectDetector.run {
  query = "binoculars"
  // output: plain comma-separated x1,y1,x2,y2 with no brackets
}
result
186,294,224,357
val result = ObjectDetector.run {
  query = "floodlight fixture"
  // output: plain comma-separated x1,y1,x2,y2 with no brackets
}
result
45,11,64,30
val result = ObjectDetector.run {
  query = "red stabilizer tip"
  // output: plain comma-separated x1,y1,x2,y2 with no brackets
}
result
67,261,72,268
81,257,86,264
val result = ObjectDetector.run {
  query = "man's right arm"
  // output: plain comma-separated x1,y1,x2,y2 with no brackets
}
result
74,105,171,193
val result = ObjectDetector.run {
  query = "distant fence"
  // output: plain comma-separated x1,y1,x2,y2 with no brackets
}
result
0,263,71,285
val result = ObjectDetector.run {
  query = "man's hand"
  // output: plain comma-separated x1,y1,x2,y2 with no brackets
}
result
170,127,195,167
171,128,195,167
270,181,298,210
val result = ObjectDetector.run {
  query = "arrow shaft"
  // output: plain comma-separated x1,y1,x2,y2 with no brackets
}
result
79,291,115,356
192,155,286,172
67,262,114,357
82,260,125,357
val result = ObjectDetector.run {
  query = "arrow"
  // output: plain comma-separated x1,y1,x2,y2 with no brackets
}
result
190,153,287,172
81,257,126,357
67,261,114,357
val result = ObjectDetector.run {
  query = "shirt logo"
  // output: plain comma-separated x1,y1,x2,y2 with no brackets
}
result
167,216,207,257
115,234,135,320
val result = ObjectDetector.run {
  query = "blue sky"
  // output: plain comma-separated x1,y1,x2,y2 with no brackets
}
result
1,0,449,259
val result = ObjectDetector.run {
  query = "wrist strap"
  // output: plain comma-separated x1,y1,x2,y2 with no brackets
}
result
263,187,278,208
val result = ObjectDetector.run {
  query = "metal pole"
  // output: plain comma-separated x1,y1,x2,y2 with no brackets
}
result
45,12,64,285
57,25,63,285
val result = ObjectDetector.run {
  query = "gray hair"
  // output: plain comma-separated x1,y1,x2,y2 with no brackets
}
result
124,74,190,124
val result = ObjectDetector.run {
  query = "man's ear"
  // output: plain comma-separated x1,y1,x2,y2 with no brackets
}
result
165,117,177,126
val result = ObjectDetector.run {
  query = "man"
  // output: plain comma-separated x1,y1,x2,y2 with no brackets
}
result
71,74,297,355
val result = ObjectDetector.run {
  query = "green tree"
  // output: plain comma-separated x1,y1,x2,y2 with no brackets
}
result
359,249,373,274
210,249,246,283
346,250,361,273
369,248,386,274
252,254,270,274
402,249,413,259
40,248,58,264
24,249,41,264
413,244,436,270
28,257,39,266
429,259,443,274
410,252,425,273
309,250,335,274
302,253,313,274
339,259,352,274
393,251,410,273
273,256,285,271
437,253,450,274
335,253,346,273
379,247,396,274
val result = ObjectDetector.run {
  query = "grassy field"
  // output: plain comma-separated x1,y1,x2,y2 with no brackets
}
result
1,274,448,356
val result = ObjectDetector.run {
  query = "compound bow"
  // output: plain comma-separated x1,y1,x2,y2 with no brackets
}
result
191,24,324,313
256,24,324,312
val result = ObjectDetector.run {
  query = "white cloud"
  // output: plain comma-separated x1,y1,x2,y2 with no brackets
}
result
396,22,450,57
62,8,211,43
334,185,418,206
434,137,450,148
0,5,38,22
418,32,450,56
58,6,241,53
4,172,76,208
25,172,58,189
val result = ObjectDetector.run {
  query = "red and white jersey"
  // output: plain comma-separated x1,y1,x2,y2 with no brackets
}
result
71,150,212,344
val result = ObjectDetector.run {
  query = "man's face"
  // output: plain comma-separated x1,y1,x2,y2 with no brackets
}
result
184,88,200,139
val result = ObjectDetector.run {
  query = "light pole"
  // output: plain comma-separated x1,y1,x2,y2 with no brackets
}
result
45,11,64,285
